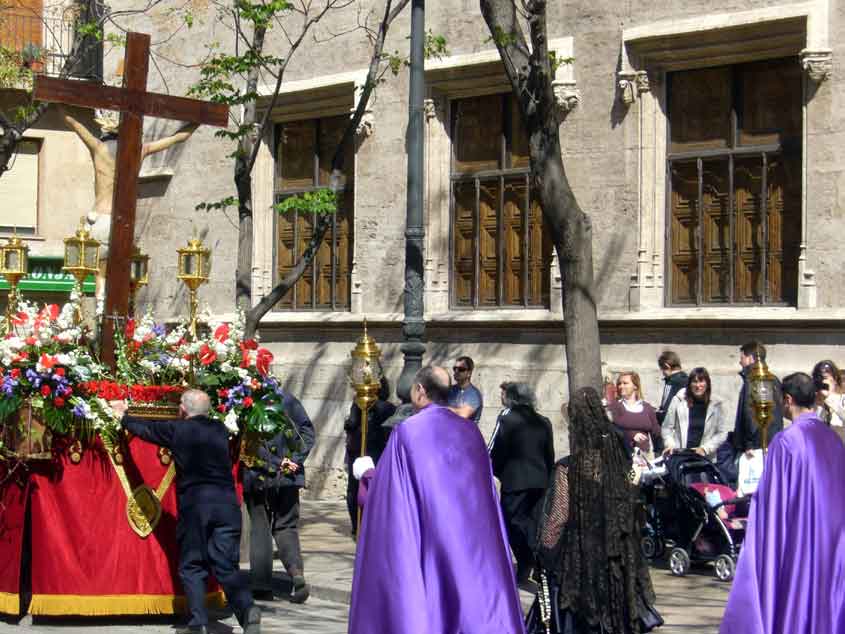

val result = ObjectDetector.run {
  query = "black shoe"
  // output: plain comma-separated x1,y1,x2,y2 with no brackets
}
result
252,588,274,601
242,605,261,634
176,626,208,634
289,575,310,604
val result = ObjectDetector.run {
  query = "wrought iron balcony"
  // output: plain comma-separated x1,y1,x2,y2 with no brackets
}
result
0,11,102,81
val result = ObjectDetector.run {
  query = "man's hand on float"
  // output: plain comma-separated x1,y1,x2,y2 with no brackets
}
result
692,447,707,457
281,458,300,474
109,400,128,417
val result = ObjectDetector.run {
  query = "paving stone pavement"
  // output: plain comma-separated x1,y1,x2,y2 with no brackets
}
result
0,500,730,633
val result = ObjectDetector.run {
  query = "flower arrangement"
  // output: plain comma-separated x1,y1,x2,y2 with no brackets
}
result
0,300,105,436
115,313,190,386
186,314,292,439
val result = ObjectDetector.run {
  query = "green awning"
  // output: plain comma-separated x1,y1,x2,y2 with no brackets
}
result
0,257,96,294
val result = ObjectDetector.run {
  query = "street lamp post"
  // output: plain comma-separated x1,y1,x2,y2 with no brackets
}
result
397,0,426,402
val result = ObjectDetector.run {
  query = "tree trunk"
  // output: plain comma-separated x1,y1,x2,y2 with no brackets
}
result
479,0,602,396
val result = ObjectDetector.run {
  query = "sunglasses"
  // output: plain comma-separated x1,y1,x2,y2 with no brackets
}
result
453,366,468,372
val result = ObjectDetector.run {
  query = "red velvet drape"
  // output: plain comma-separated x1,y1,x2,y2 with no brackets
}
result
0,436,226,616
0,466,28,615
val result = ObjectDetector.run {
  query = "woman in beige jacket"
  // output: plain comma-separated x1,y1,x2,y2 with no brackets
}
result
661,367,731,461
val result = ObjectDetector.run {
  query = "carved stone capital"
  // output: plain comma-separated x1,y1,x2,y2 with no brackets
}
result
617,70,638,105
635,70,650,95
424,96,445,122
352,109,374,138
801,49,832,83
552,80,580,114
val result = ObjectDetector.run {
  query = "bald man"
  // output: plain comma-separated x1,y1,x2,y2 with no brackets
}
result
113,390,261,634
349,366,525,633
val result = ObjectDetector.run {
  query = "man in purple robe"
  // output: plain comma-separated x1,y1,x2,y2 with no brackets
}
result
348,366,525,634
721,372,845,634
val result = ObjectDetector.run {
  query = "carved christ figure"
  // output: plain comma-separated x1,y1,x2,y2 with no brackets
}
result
58,105,199,216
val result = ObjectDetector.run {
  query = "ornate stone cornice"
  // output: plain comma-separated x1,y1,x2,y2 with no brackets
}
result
552,80,580,114
801,49,832,83
423,96,445,122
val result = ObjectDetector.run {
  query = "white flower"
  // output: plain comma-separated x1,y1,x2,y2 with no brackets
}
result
237,368,250,381
220,361,233,372
56,353,73,365
223,409,239,434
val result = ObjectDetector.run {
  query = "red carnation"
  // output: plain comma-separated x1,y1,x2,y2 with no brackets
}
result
242,396,254,408
256,348,273,376
61,386,73,397
25,336,36,346
242,339,258,351
199,343,217,366
40,384,51,397
54,397,65,407
217,404,227,413
12,311,27,326
125,319,136,340
45,304,59,320
54,367,65,377
10,368,20,379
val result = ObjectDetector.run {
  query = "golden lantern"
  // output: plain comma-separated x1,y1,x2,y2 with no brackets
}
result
177,238,211,339
128,246,150,317
748,357,778,453
62,219,100,322
348,319,384,536
0,233,29,331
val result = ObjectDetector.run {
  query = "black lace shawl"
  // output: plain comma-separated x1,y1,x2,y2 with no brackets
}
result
535,387,657,634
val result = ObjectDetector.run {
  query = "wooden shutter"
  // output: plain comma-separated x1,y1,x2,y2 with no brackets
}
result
478,179,500,306
452,181,475,306
766,155,800,304
277,121,315,191
670,162,699,304
701,160,731,303
669,67,731,154
318,115,353,186
528,196,552,307
0,0,43,50
733,157,763,303
502,178,526,305
453,96,501,173
738,59,802,147
509,97,530,170
276,208,297,309
0,139,38,231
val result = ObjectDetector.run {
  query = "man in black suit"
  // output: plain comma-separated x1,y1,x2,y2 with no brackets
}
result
242,388,315,603
112,390,261,634
489,382,555,584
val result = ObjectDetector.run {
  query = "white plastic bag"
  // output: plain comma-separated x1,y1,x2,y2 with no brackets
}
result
736,449,764,496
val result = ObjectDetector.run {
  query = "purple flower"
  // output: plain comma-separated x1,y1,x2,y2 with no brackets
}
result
153,324,166,337
1,378,17,397
25,369,41,388
72,402,87,418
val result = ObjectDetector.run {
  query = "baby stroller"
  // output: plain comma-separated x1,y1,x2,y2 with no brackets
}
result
639,451,748,581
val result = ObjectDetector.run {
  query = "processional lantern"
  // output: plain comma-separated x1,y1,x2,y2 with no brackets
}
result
129,246,150,316
748,356,777,453
348,319,384,536
0,232,29,331
62,219,100,323
177,237,211,339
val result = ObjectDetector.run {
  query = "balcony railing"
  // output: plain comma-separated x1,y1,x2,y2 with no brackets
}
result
0,11,102,80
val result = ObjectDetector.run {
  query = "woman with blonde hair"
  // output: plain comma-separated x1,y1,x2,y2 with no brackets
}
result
607,371,661,456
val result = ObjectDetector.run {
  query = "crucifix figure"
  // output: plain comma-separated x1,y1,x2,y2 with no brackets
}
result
33,32,229,367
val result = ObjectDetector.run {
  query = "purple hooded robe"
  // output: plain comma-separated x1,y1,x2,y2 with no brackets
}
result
720,411,845,634
348,404,525,634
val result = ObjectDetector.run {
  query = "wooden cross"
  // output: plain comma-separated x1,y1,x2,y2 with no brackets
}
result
33,32,229,368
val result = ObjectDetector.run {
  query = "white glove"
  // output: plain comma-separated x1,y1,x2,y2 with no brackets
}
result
353,456,375,480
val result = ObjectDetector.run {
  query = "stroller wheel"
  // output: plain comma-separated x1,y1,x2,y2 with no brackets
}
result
714,554,736,582
669,547,690,576
641,535,664,560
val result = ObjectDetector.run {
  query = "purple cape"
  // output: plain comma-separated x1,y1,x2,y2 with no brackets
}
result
720,412,845,634
348,404,525,634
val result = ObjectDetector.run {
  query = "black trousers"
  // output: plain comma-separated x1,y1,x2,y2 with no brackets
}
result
178,503,253,628
501,488,545,576
346,453,359,534
245,486,304,591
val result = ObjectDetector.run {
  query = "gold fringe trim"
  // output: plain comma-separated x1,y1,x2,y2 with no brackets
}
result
0,591,19,615
29,591,226,616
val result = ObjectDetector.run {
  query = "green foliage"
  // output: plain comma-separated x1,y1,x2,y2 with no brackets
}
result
39,401,73,435
274,189,338,217
196,196,238,212
188,50,281,107
548,51,574,74
0,395,22,424
0,46,33,91
484,26,517,48
236,0,292,29
424,31,448,60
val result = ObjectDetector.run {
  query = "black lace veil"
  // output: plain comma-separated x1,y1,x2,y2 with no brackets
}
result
536,387,657,633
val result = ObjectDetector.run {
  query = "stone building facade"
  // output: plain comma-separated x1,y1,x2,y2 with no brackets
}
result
2,0,844,497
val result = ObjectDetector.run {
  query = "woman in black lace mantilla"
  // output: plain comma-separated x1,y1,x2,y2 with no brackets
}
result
527,387,663,634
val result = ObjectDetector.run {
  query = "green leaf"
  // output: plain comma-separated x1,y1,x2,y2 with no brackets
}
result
274,189,338,216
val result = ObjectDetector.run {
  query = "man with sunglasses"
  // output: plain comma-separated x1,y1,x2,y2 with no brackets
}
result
448,356,484,424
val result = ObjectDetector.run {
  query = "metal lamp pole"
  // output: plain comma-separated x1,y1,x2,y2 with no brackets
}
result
397,0,426,402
